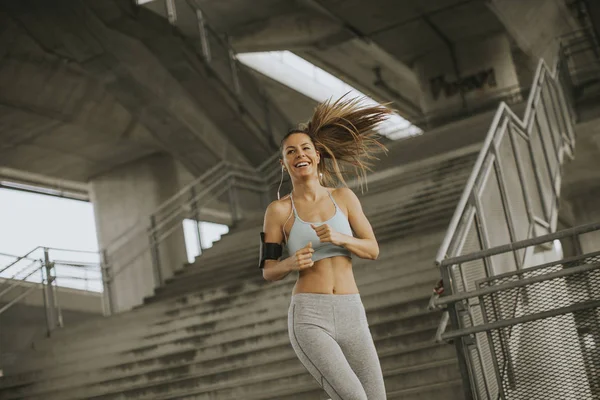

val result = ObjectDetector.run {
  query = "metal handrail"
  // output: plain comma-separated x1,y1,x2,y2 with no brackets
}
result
435,60,570,266
102,156,278,255
431,39,579,399
0,247,42,275
432,223,600,399
438,220,600,269
0,247,102,331
438,259,600,310
101,158,280,312
433,222,600,310
102,160,227,254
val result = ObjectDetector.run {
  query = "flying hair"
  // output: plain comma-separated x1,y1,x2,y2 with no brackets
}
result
281,94,393,191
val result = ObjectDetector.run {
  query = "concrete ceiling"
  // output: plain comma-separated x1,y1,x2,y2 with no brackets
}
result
144,0,508,121
0,27,160,182
0,0,289,185
0,0,584,189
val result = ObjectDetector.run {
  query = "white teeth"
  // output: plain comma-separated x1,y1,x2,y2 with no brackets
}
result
295,162,309,168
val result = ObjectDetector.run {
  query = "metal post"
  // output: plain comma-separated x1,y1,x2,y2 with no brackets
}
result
164,0,177,25
43,248,57,335
190,187,203,256
195,8,211,63
441,265,475,400
227,35,242,97
149,216,163,287
228,180,240,227
40,266,51,338
52,275,63,329
100,250,114,316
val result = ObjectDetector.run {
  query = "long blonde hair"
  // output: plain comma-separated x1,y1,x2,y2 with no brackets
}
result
281,94,392,190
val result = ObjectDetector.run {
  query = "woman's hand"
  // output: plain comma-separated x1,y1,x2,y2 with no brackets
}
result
311,224,347,246
289,242,315,271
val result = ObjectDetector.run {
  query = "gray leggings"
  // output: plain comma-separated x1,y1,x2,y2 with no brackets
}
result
288,293,387,400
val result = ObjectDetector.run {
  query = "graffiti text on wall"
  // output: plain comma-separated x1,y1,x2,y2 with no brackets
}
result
430,69,497,100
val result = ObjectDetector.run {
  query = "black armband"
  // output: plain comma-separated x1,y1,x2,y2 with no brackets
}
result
259,232,282,269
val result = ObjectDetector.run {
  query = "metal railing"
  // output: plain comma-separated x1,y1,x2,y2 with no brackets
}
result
430,34,586,399
0,246,102,331
431,222,600,400
100,152,282,314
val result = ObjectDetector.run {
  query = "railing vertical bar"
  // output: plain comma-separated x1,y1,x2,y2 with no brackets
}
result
164,0,177,25
491,145,522,270
524,116,551,223
195,8,211,63
441,263,475,400
149,216,163,287
43,248,57,334
436,104,508,265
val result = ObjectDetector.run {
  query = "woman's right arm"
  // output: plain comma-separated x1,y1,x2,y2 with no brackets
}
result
262,201,314,281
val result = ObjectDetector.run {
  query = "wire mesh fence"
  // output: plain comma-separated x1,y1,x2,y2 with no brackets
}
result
478,253,600,400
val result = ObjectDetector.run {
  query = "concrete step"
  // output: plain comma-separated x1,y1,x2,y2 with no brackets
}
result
175,181,460,282
359,153,475,198
2,312,451,398
5,264,441,379
273,379,466,400
176,179,461,280
29,235,441,350
0,152,476,400
158,226,447,302
181,156,471,270
119,354,459,400
154,240,440,302
362,168,470,214
169,227,442,288
387,379,465,400
1,311,451,399
150,230,443,303
1,264,440,377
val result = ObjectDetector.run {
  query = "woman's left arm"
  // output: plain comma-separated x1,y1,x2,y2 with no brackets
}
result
312,188,379,260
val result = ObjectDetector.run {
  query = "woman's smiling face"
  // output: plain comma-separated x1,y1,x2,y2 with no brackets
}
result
281,133,320,178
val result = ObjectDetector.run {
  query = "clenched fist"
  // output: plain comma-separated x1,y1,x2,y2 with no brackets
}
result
311,224,346,246
290,242,315,271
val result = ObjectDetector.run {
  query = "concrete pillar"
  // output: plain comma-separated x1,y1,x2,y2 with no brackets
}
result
413,33,526,127
90,153,191,313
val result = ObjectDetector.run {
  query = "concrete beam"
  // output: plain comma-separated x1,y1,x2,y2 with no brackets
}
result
298,40,424,120
0,166,90,200
228,11,348,52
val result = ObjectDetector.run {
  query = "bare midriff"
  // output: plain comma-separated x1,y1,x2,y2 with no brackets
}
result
292,256,359,295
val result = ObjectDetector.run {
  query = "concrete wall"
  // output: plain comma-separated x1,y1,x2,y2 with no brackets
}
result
90,153,190,313
414,33,522,120
0,279,102,369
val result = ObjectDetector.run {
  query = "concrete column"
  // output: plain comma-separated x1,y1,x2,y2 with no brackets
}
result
90,153,191,313
413,33,525,127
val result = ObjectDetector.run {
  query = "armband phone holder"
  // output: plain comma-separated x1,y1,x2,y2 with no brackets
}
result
259,232,283,269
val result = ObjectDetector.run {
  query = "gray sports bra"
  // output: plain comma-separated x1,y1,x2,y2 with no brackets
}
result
285,191,353,262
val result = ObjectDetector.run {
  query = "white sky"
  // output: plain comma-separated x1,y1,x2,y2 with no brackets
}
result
0,188,227,293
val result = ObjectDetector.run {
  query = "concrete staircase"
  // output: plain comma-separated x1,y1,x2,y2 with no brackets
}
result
0,149,477,400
